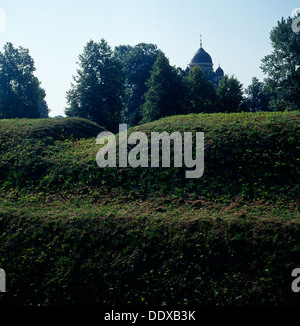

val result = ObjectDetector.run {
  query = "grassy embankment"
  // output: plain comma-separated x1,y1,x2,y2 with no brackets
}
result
0,112,299,306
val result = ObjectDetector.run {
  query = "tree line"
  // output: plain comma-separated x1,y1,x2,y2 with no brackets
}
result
0,14,299,131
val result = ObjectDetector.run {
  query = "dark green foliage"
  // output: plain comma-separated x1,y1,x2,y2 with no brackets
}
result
38,98,49,119
0,42,48,119
185,66,218,113
261,15,300,110
244,77,272,112
65,41,248,125
114,43,160,126
217,75,244,112
65,39,125,132
141,52,187,122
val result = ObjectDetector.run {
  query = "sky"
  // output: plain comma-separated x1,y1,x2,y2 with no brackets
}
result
0,0,299,117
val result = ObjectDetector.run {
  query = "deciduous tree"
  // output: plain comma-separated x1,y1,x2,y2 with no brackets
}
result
65,39,125,132
244,77,271,112
185,65,217,113
141,52,186,122
114,43,159,126
261,15,300,110
217,75,243,113
0,42,48,119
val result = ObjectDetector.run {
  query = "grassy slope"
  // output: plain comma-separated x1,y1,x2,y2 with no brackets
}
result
1,112,299,201
0,113,299,306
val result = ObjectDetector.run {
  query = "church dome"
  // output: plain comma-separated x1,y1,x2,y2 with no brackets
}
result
216,66,224,75
190,47,212,66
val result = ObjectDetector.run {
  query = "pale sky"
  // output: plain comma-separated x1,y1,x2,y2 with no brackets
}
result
0,0,299,117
